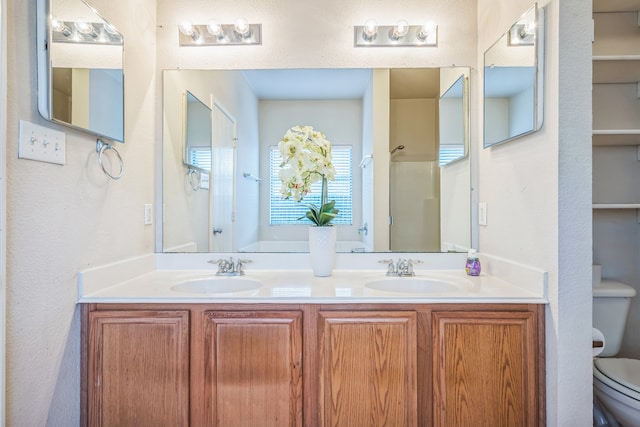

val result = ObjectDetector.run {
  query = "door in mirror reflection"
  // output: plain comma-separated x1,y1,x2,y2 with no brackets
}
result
210,103,236,252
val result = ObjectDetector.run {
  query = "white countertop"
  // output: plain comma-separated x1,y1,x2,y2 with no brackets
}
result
78,256,547,304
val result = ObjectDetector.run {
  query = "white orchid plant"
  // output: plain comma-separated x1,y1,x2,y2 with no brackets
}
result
278,125,339,226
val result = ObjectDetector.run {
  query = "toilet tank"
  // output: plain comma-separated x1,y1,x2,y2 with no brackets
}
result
593,280,637,357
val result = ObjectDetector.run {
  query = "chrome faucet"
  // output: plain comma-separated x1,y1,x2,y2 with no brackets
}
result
379,258,423,277
208,257,252,276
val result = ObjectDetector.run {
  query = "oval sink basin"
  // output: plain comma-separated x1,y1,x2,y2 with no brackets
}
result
171,278,262,294
365,277,462,294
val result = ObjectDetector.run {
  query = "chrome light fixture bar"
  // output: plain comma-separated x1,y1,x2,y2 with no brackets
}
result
178,19,262,46
354,20,437,47
50,17,123,45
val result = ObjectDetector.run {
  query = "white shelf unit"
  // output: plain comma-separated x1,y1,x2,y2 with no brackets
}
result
592,6,640,204
592,5,640,358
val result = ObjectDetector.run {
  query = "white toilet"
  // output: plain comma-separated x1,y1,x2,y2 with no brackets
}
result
593,280,640,427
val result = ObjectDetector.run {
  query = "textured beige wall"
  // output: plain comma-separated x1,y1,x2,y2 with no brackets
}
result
477,0,593,425
6,0,156,424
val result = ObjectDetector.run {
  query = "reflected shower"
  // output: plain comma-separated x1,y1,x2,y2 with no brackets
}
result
390,145,405,155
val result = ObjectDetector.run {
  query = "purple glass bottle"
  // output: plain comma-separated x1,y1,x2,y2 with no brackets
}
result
465,250,481,276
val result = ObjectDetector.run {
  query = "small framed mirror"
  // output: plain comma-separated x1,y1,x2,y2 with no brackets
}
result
483,3,545,148
36,0,125,142
183,91,212,173
439,74,469,166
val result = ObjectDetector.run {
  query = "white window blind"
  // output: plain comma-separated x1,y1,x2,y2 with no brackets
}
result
269,145,353,225
189,146,211,171
438,145,465,166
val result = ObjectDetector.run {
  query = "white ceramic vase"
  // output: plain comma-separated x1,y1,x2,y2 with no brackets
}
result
308,225,337,277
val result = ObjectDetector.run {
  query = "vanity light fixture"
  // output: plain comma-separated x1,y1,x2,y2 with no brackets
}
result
50,17,123,45
178,18,262,46
354,20,437,47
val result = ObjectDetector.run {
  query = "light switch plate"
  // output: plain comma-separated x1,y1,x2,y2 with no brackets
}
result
18,120,66,165
144,204,153,225
478,202,488,226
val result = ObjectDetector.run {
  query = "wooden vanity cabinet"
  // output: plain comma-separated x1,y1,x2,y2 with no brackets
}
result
197,310,303,427
84,309,190,427
430,307,545,427
317,311,418,426
82,303,544,427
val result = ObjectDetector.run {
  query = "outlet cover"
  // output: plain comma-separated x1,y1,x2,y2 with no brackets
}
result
478,202,488,226
18,120,66,165
144,204,153,225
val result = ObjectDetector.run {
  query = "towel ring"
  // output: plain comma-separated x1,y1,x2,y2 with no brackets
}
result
96,139,124,180
188,168,201,191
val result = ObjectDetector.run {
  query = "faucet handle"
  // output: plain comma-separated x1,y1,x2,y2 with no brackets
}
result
208,258,231,274
235,258,252,275
397,258,422,276
379,259,396,275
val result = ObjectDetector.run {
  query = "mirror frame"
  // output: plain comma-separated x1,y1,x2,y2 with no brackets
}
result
482,3,545,148
36,0,125,143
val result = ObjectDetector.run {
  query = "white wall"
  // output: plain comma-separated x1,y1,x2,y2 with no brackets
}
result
477,0,592,425
6,0,157,424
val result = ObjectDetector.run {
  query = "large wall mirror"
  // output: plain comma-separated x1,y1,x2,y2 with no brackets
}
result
483,3,545,148
36,0,125,142
162,67,471,254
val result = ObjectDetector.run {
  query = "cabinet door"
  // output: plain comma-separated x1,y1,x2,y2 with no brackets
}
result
432,311,539,427
318,311,418,427
88,310,190,427
203,311,303,427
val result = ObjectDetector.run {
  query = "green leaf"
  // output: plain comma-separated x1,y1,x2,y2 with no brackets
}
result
297,200,339,226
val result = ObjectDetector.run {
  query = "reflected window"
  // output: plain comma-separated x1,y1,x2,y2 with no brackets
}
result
189,146,212,171
269,145,353,225
438,145,465,166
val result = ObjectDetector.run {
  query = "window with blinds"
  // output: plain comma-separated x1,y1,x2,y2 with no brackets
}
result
189,146,212,171
438,145,465,166
269,145,353,225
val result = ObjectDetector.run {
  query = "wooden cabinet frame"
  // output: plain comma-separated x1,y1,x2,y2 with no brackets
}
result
82,302,545,427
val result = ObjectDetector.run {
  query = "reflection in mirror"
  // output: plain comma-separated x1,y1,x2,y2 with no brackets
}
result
438,75,468,166
183,91,212,173
162,68,471,254
37,0,125,142
483,3,544,148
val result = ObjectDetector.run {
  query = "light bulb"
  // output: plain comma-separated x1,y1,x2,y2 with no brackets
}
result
417,21,436,42
207,20,224,38
363,19,378,38
51,17,71,37
179,21,200,41
391,19,409,40
74,18,98,39
234,18,251,36
179,21,195,36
